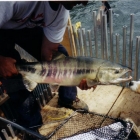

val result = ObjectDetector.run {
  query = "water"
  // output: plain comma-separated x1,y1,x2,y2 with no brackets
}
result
70,0,140,79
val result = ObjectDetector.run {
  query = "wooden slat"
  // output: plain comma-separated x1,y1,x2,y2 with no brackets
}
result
61,17,74,56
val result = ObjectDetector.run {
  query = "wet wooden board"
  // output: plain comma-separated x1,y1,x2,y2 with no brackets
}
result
46,94,59,108
44,85,123,114
41,85,123,119
77,85,123,114
108,87,140,136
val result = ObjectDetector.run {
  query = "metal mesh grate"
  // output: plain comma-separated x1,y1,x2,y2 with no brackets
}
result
50,113,103,140
38,110,134,140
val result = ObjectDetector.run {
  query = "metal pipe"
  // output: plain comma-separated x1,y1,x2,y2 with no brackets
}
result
7,124,15,138
35,85,40,97
122,26,127,87
47,84,53,99
93,11,98,58
33,91,37,98
123,26,127,65
38,84,42,91
100,9,104,59
40,84,45,92
116,34,119,63
44,84,47,89
134,36,140,80
87,30,93,57
109,9,114,62
43,89,49,103
40,92,46,106
103,14,109,60
33,88,37,97
129,14,134,68
36,98,42,109
82,28,87,56
68,26,75,56
78,28,84,56
1,129,10,140
0,117,46,140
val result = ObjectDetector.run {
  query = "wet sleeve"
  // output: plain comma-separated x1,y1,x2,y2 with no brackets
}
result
43,9,69,43
0,2,15,28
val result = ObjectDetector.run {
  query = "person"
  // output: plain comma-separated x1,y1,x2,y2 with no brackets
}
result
102,1,111,23
0,1,89,132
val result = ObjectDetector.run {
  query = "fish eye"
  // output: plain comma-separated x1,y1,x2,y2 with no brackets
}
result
115,70,120,74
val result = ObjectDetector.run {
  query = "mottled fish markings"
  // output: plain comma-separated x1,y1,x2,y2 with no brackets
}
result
16,56,132,91
40,67,46,76
46,63,52,77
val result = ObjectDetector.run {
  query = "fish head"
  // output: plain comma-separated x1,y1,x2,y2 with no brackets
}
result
97,62,132,84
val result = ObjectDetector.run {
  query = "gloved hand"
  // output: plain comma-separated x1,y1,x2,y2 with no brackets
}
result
0,55,18,77
78,79,89,90
78,79,97,90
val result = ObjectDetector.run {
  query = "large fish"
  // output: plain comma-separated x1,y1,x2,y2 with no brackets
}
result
16,56,132,92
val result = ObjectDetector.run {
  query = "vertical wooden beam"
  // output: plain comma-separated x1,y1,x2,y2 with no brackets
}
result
61,16,75,56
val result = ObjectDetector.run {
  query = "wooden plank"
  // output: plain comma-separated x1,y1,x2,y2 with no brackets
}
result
77,85,123,114
47,94,59,108
46,85,122,114
108,87,140,136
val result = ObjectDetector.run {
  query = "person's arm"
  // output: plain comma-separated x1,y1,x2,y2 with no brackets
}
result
78,79,97,90
78,79,89,90
0,55,18,77
41,34,60,61
0,2,29,78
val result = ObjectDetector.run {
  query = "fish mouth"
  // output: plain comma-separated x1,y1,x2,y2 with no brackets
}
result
110,76,132,84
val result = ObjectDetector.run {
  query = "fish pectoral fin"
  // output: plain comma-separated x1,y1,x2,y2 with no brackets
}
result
50,84,60,92
23,77,37,92
86,79,100,87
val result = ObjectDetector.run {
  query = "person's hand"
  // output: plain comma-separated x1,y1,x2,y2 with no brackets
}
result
41,35,59,61
78,79,89,90
78,79,97,90
0,55,18,77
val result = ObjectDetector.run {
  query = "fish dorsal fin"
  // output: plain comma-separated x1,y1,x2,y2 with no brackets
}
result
52,52,66,60
23,76,38,92
86,79,100,87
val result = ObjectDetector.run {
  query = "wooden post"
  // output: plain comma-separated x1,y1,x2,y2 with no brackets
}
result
61,16,76,56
